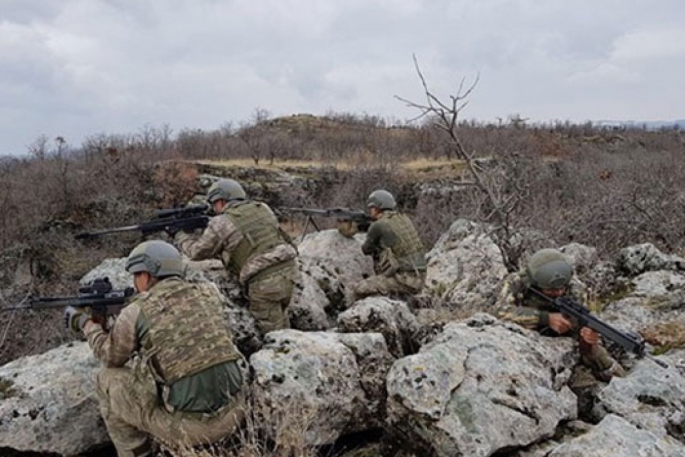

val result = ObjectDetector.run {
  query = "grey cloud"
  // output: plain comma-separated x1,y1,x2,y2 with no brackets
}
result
1,0,684,154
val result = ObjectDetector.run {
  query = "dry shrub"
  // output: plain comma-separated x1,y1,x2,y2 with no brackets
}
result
163,395,319,457
153,162,200,207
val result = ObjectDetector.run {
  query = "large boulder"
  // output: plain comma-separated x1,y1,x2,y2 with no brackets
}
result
0,343,106,455
337,297,420,357
250,330,393,445
618,243,685,276
289,275,331,331
602,279,685,352
386,314,577,457
297,229,374,287
291,230,374,324
601,296,664,331
289,263,332,331
424,219,508,310
546,414,685,457
631,270,685,298
80,257,130,289
559,243,598,275
593,359,685,435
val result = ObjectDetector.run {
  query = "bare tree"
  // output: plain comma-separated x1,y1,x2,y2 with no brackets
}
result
397,56,535,270
238,108,273,165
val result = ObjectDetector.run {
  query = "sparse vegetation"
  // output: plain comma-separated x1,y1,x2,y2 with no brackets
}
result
1,110,685,366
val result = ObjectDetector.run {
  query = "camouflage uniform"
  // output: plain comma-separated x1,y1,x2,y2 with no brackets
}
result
494,272,621,380
84,278,245,457
352,212,426,301
176,200,298,334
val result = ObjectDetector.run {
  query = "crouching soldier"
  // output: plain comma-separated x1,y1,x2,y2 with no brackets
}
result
350,189,426,303
65,240,245,457
495,248,626,382
174,179,298,335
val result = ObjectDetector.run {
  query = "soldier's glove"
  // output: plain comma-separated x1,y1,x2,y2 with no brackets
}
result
63,306,89,334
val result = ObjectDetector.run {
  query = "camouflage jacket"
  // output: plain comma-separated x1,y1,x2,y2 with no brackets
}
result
84,278,243,413
362,211,426,275
493,272,587,332
175,201,297,284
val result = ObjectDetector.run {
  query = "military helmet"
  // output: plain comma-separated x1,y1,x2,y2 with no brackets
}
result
526,248,572,290
367,189,397,210
207,179,246,203
125,240,185,278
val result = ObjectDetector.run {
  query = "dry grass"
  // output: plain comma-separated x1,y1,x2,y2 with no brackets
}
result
401,158,466,172
196,157,468,180
194,158,339,170
161,395,320,457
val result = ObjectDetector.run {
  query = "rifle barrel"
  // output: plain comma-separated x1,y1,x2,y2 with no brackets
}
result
75,224,142,240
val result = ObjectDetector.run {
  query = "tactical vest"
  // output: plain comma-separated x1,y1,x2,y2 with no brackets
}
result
376,213,426,273
138,278,240,385
223,201,285,276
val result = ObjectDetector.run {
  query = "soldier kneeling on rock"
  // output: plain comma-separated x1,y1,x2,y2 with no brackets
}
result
495,248,626,382
349,190,426,304
65,240,245,457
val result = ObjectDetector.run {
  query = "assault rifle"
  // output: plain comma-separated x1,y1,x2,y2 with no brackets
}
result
75,204,210,240
528,288,668,368
2,277,134,326
279,207,373,241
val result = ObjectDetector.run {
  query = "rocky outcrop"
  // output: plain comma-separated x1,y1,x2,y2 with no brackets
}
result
80,258,130,289
250,330,393,445
560,243,598,275
337,297,420,357
600,274,685,348
291,230,374,325
546,414,685,457
386,314,577,457
288,267,331,330
0,343,106,455
631,270,685,298
618,243,685,276
424,219,508,310
600,296,656,329
593,359,685,436
298,230,374,287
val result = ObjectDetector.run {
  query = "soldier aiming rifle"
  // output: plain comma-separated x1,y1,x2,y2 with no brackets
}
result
2,277,134,331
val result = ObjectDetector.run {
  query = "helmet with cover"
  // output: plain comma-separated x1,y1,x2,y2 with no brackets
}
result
125,240,185,278
207,179,246,204
366,189,397,211
526,248,572,290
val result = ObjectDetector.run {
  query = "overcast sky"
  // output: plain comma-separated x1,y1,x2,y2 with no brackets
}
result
1,0,683,155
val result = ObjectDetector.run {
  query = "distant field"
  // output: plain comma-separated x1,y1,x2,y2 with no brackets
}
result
194,158,468,176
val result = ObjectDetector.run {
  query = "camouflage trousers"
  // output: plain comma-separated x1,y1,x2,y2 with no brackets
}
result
97,367,245,457
578,339,618,375
543,327,622,384
248,264,297,335
352,271,425,301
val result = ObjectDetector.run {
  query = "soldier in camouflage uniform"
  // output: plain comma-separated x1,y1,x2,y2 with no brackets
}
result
494,248,625,382
173,179,298,334
350,190,426,302
64,241,245,457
